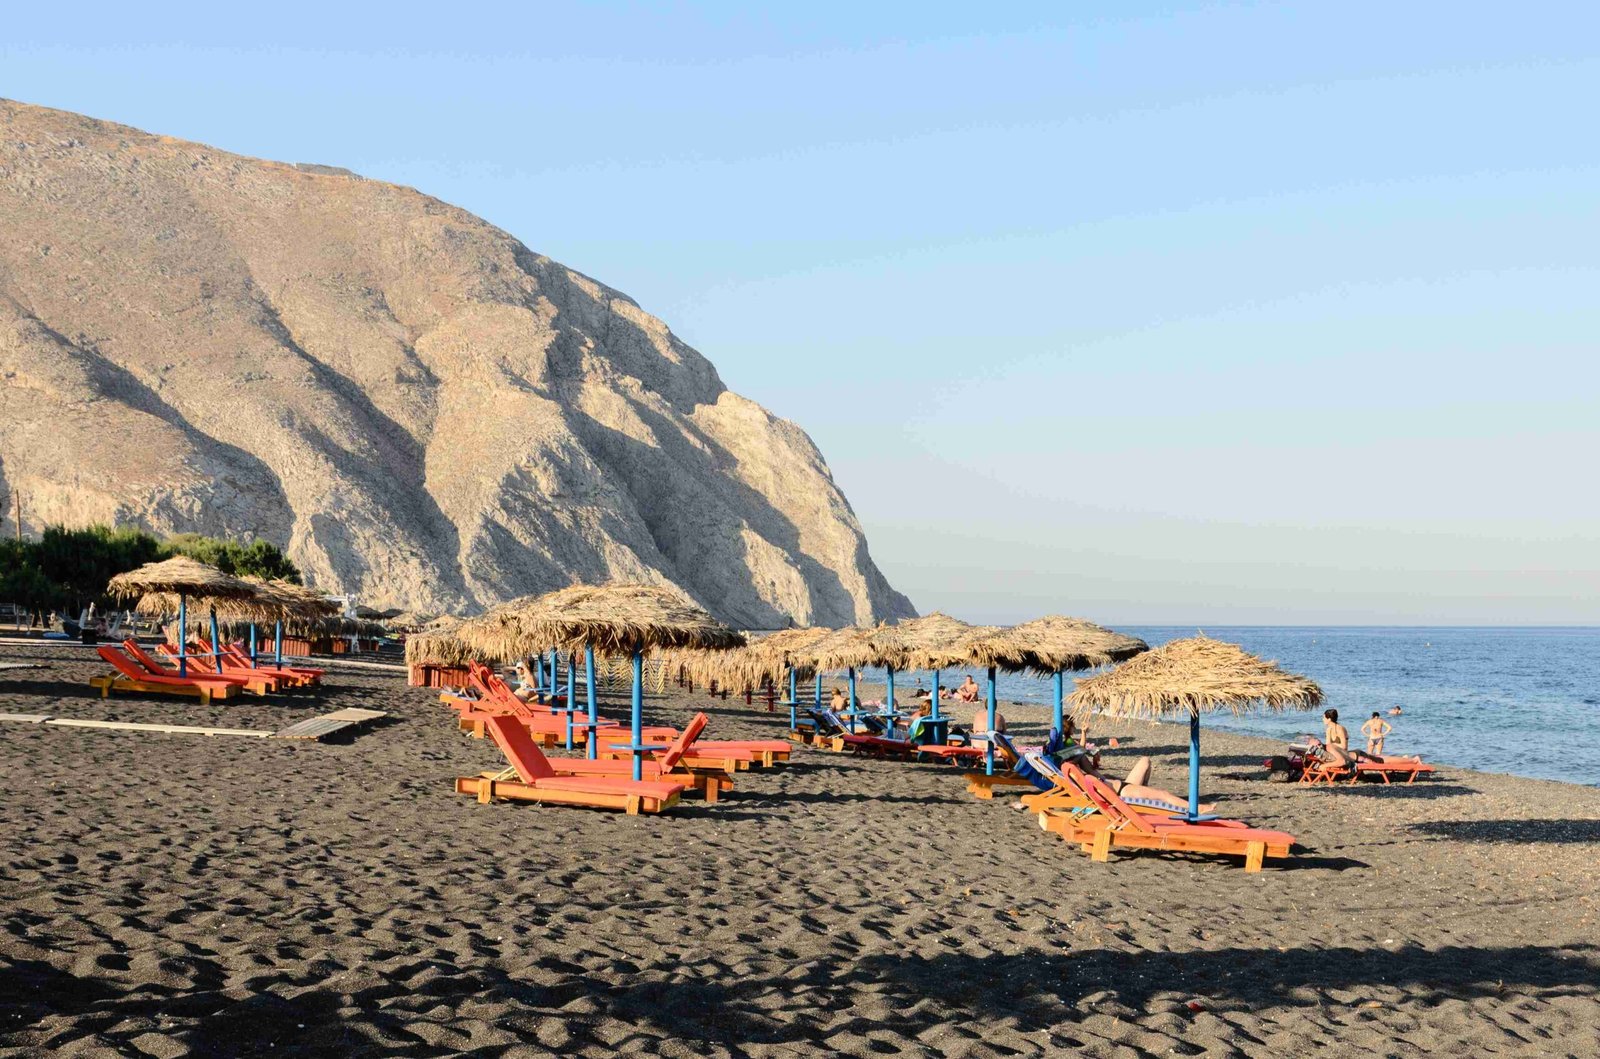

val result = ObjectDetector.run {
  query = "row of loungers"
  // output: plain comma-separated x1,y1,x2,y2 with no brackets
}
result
90,639,324,704
792,707,986,765
787,702,1433,872
966,730,1437,872
446,662,792,814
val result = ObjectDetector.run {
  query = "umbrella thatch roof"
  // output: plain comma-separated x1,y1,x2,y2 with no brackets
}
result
867,612,1004,671
405,628,478,668
797,624,889,671
452,583,745,661
108,556,257,603
1069,636,1324,721
968,615,1149,674
383,610,446,633
663,626,833,692
243,578,341,621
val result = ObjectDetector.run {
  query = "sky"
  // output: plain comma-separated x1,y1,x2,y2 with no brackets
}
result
5,2,1597,625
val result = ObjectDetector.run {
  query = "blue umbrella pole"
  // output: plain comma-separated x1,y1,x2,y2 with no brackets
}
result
274,620,283,667
930,669,940,721
209,606,221,675
788,667,799,731
585,647,599,761
565,654,577,750
177,593,188,677
885,666,896,736
985,666,998,775
847,667,858,731
1052,670,1064,734
1188,710,1202,821
248,623,258,668
630,649,645,782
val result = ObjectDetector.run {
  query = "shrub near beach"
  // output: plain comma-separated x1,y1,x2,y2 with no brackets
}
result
0,524,300,617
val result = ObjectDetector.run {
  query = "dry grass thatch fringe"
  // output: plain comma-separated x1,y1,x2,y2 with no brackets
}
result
405,630,479,668
795,624,891,672
867,612,1009,672
451,583,745,661
966,615,1149,674
660,626,832,693
108,556,257,603
1068,635,1324,721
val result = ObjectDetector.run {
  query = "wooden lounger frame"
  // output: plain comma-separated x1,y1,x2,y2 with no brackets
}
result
455,773,680,815
88,673,233,706
1043,761,1295,873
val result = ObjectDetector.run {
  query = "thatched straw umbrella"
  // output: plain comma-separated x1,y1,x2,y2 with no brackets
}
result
967,615,1149,734
1070,636,1324,820
757,626,834,725
404,627,477,668
791,625,888,725
108,557,256,677
454,584,745,776
241,579,340,666
868,612,1009,768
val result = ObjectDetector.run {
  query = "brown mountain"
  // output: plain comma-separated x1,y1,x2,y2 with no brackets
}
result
0,99,915,626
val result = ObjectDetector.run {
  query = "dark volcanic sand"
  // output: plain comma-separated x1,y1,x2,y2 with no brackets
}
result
2,642,1598,1057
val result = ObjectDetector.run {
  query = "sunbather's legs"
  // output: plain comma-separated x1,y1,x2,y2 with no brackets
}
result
1121,783,1215,814
1124,756,1153,787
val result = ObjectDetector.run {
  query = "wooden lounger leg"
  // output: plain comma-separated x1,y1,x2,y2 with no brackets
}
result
478,779,495,804
1245,841,1265,873
625,795,641,816
1090,829,1112,863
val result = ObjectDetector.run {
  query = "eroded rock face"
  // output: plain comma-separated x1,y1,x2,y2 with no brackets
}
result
0,100,915,626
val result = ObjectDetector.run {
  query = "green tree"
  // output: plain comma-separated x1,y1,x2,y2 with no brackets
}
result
163,533,300,582
0,537,55,612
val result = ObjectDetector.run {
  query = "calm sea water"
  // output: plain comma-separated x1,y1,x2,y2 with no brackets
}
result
852,627,1600,787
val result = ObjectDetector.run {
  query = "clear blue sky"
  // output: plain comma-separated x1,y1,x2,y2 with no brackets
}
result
6,2,1598,624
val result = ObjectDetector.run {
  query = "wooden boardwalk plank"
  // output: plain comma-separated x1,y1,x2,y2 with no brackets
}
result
45,718,271,738
271,708,388,741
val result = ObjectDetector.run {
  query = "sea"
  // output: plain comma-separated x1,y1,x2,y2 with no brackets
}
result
852,627,1600,788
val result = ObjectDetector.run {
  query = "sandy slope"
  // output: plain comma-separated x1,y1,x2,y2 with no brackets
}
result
2,642,1597,1057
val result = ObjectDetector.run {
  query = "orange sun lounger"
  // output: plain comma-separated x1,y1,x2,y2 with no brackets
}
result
1017,751,1194,820
454,714,686,814
89,645,239,705
1300,746,1437,786
1042,761,1296,873
455,664,677,747
152,642,279,695
502,713,734,802
205,639,324,687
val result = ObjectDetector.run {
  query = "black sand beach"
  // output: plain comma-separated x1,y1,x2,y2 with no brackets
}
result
3,642,1598,1057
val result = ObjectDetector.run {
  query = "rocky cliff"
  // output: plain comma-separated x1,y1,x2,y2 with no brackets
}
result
0,100,915,626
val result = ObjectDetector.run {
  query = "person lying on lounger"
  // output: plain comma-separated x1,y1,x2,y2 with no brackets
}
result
1044,725,1211,813
1318,741,1422,767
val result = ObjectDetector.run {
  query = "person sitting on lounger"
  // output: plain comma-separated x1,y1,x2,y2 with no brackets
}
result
1323,708,1348,750
511,662,537,702
1361,712,1392,755
971,706,1006,736
830,687,848,711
